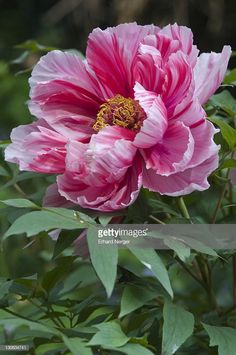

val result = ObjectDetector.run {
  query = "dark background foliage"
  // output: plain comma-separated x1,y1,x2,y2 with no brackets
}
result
0,0,236,138
0,2,236,354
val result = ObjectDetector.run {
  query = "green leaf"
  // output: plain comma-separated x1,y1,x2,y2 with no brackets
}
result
208,116,236,149
182,236,218,257
210,91,236,116
87,226,118,297
0,139,11,148
11,51,29,64
203,323,236,355
3,210,87,239
35,343,66,355
45,207,95,224
41,256,75,292
224,69,236,85
162,300,194,355
118,249,146,278
224,203,236,208
1,198,38,208
0,317,92,355
9,277,36,297
0,166,9,177
52,232,78,259
62,336,92,355
15,40,57,52
0,317,61,337
129,247,173,298
163,238,191,262
219,158,236,170
105,343,155,355
148,199,180,217
88,321,130,347
0,280,12,298
0,172,44,191
77,306,113,327
119,285,156,318
98,214,113,226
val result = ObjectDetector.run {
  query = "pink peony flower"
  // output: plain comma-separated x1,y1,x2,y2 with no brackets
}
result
5,23,231,211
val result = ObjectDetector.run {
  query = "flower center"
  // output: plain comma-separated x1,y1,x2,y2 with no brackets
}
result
93,95,146,132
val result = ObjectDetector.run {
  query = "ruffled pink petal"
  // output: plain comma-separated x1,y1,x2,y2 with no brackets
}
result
5,120,66,174
133,83,168,148
162,51,193,114
29,50,105,141
141,33,180,63
58,155,142,212
86,23,159,97
29,80,99,142
62,126,137,187
98,157,143,211
134,44,165,93
171,95,206,127
171,102,219,170
143,153,218,196
29,50,103,99
137,29,196,93
159,23,199,66
57,126,141,211
30,80,101,116
188,120,219,168
193,46,231,104
58,176,114,209
142,121,194,175
89,125,135,152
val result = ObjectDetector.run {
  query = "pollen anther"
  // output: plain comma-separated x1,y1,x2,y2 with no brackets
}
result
93,95,145,132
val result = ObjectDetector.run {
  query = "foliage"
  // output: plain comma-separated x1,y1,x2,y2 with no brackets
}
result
0,46,236,355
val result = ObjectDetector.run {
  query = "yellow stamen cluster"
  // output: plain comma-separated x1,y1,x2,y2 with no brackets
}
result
93,95,145,132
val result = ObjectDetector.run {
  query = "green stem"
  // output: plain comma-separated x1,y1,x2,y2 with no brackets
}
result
48,304,66,328
233,255,236,305
149,215,166,224
29,299,63,328
13,183,28,198
2,307,34,322
196,255,218,310
177,252,218,311
212,152,234,223
175,257,205,288
224,304,236,316
211,183,228,223
177,197,190,219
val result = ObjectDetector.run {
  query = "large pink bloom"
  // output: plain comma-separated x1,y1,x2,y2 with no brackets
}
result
5,23,231,211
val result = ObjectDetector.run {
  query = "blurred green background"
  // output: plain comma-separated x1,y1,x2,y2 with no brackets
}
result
0,4,236,352
0,0,236,278
0,0,236,139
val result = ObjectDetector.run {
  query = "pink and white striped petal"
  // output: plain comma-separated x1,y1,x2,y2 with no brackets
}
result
58,155,142,212
133,83,168,148
162,51,193,114
142,121,194,175
5,120,66,174
143,153,218,196
159,23,199,66
193,46,231,104
86,23,159,97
